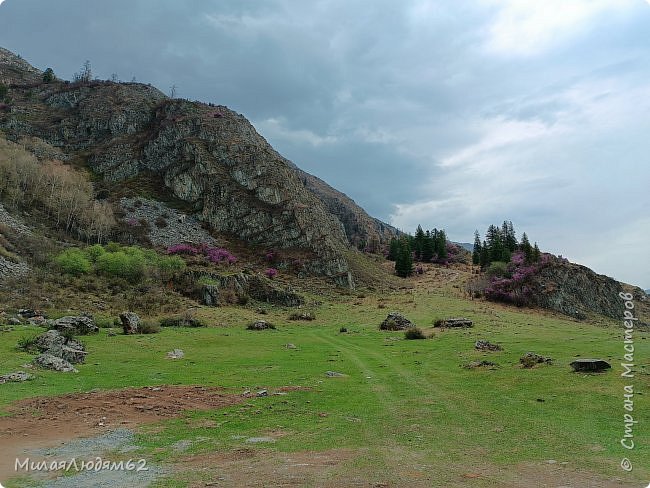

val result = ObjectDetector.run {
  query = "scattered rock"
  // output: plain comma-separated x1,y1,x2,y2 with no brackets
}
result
33,353,78,372
27,315,47,326
0,371,34,384
107,329,117,337
34,329,87,364
53,315,99,335
245,436,275,443
379,312,414,331
465,360,498,369
119,311,141,335
7,317,21,325
570,359,611,373
285,343,297,349
339,327,348,333
166,349,185,359
475,340,502,351
520,352,552,368
256,389,269,397
434,318,473,328
288,311,315,321
325,371,345,377
246,320,275,330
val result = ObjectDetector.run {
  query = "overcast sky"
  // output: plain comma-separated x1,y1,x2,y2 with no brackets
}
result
0,0,648,288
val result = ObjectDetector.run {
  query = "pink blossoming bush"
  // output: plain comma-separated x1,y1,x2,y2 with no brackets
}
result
167,243,237,265
265,267,278,279
484,252,557,307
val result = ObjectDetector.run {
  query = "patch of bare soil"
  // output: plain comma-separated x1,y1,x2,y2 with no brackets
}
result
174,448,369,487
0,385,243,479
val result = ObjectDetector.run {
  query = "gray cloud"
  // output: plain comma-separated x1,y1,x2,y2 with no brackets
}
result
1,0,648,287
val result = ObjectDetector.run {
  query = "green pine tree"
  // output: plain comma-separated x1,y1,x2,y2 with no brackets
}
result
472,230,481,265
533,242,541,262
520,232,533,263
395,237,414,277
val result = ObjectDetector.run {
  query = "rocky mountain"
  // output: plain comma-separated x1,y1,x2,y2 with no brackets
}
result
525,261,648,321
0,47,398,286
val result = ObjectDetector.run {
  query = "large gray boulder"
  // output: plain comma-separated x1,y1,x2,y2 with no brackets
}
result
53,315,99,335
34,329,87,364
379,312,414,331
33,354,78,372
119,312,141,335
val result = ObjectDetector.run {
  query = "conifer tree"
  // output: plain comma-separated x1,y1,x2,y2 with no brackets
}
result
533,242,541,262
395,237,414,277
414,225,425,261
520,232,533,263
479,239,489,268
472,230,481,265
422,232,435,262
388,238,399,261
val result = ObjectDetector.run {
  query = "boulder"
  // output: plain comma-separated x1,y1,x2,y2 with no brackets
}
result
0,371,34,384
166,349,184,359
434,318,473,328
465,360,498,369
34,329,87,364
33,354,78,372
53,315,99,335
119,311,141,335
379,312,414,331
570,359,611,373
520,352,552,368
475,340,502,352
246,320,275,330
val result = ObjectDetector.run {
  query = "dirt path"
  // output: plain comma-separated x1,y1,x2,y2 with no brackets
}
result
0,385,243,480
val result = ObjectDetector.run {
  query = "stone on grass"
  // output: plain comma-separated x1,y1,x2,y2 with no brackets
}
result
379,312,414,331
33,353,78,372
465,360,498,369
325,371,345,377
520,352,552,368
475,340,502,352
166,349,184,359
53,315,99,335
119,312,141,335
570,359,611,373
246,320,275,330
0,371,34,384
434,318,473,328
34,330,87,364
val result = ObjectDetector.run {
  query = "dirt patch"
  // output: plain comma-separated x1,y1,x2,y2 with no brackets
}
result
175,448,363,487
0,385,243,480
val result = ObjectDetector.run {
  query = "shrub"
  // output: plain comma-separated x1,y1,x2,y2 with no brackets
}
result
154,216,168,228
96,250,145,281
16,334,40,353
139,320,161,334
432,318,444,327
404,327,426,340
159,315,206,328
265,268,278,279
42,68,55,83
288,311,316,321
486,261,509,278
339,327,348,333
84,244,106,262
55,248,92,276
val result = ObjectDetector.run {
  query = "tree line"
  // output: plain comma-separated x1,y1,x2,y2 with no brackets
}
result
472,220,540,268
387,226,450,277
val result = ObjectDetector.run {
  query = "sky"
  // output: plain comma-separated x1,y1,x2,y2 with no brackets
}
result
0,0,648,288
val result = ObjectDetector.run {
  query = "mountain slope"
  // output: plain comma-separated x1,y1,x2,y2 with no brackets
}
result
0,47,397,286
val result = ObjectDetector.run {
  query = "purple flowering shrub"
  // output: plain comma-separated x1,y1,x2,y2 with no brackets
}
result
483,251,556,307
265,267,278,279
167,243,237,265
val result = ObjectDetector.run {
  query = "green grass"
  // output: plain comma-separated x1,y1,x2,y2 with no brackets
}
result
1,289,648,486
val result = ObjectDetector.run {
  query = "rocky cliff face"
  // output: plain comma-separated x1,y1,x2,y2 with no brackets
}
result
292,166,399,249
527,261,647,320
0,48,399,286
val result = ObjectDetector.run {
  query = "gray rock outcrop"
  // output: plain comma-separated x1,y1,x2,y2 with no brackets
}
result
379,312,414,331
52,315,99,335
33,353,78,372
119,311,140,335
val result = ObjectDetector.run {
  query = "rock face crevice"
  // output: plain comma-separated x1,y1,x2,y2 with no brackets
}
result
0,48,400,286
